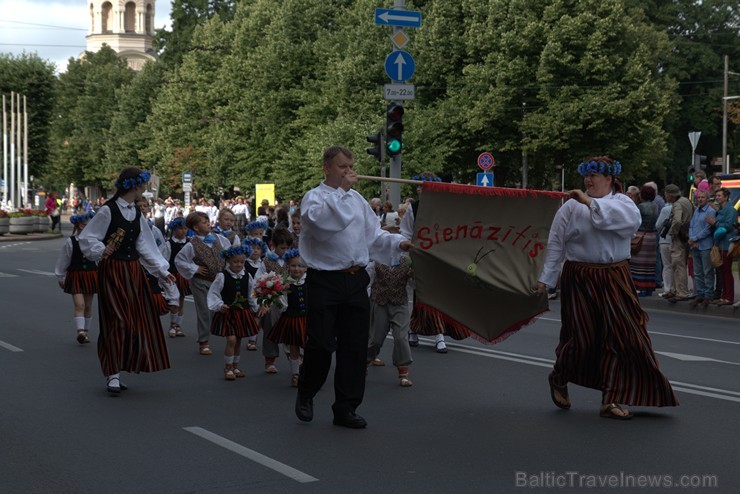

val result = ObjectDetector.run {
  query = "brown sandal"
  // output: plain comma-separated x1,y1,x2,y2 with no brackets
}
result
548,373,571,409
600,403,633,420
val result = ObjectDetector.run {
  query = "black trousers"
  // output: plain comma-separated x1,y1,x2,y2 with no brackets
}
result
297,268,370,417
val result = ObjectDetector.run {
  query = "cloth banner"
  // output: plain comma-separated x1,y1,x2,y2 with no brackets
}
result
411,182,565,343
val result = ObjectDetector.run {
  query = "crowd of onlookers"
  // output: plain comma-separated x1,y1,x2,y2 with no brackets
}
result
624,171,740,307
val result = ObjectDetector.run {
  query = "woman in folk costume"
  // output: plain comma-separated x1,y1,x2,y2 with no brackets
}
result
54,211,98,344
160,217,191,337
399,172,471,352
207,245,267,380
265,249,307,387
78,168,176,394
536,157,678,419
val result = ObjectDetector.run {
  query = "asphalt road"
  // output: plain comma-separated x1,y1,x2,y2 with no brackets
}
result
1,232,737,493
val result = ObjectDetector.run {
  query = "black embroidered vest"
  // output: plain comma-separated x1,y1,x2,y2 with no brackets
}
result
103,199,141,261
67,237,98,272
220,270,250,306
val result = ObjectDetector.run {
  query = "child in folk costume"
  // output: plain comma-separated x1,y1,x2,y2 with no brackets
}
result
175,211,231,355
207,245,268,380
366,255,415,387
54,211,98,344
266,249,307,387
242,237,268,351
256,227,294,373
160,217,190,337
213,208,241,246
78,168,177,394
137,198,174,317
290,210,301,248
245,220,268,243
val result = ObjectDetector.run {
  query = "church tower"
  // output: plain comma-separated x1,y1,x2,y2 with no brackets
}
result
85,0,157,71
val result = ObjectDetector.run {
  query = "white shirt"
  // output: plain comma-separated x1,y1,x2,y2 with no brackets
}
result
400,206,415,240
300,182,406,270
538,193,641,288
54,236,75,282
78,198,170,280
153,203,166,219
174,233,232,280
150,223,165,248
232,203,247,215
164,206,177,225
381,210,400,227
207,206,219,225
207,267,258,313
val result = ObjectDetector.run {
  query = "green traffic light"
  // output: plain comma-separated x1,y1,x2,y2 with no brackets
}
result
387,139,401,153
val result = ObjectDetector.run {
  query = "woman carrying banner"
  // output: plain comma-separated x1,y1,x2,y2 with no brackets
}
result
536,157,678,420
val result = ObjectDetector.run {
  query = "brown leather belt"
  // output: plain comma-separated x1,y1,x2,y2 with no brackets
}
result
339,265,365,274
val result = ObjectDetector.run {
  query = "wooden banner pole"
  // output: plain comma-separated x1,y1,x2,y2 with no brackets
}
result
356,174,423,185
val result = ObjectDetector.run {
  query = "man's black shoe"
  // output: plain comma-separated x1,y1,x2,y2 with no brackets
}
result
333,412,367,429
295,394,313,422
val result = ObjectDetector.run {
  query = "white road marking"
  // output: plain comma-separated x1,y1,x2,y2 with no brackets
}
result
656,351,740,367
417,338,740,404
184,427,318,483
537,316,740,346
0,339,24,352
17,268,55,276
0,242,31,249
0,272,19,277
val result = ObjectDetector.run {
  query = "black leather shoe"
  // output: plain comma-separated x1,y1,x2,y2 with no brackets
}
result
295,394,313,422
333,412,367,429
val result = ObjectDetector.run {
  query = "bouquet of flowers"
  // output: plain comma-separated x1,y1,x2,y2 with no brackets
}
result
253,271,290,308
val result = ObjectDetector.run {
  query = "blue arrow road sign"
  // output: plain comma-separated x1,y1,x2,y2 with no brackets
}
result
375,9,422,27
385,51,415,82
477,173,494,187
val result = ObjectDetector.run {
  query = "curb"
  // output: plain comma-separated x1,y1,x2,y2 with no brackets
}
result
640,294,740,320
0,232,64,242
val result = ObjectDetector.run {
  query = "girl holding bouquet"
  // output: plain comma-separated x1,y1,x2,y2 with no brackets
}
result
207,245,268,380
255,227,294,373
266,249,307,387
78,167,176,394
54,211,98,344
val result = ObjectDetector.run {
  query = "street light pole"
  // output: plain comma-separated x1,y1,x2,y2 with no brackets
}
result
723,55,728,174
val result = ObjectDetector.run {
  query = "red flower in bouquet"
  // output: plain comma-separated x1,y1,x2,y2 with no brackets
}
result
253,272,291,308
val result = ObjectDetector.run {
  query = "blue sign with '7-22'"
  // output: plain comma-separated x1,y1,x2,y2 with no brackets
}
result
384,51,416,82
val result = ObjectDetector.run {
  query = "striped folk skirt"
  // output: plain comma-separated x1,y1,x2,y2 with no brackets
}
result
211,308,260,338
553,260,678,407
174,272,191,297
629,231,657,291
64,270,98,294
410,303,471,340
97,258,171,376
266,314,307,347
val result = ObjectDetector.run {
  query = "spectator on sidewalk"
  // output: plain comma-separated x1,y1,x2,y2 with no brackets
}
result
706,187,737,305
664,184,693,303
688,189,715,307
656,201,673,297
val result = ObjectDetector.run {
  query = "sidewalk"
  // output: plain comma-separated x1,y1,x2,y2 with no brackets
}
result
639,288,740,319
0,231,63,242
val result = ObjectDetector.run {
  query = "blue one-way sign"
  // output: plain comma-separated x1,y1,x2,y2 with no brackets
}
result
384,51,416,82
375,9,422,27
477,173,494,187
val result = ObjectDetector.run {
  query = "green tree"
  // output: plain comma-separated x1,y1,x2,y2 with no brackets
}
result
49,47,135,194
0,53,56,180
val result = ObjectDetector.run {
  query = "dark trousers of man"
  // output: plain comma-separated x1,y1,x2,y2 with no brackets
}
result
298,268,370,418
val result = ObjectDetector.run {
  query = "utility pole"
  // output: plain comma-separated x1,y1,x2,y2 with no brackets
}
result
10,91,15,209
23,95,28,207
723,55,729,174
2,95,7,207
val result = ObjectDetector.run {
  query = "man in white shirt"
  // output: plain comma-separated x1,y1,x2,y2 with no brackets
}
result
295,146,412,429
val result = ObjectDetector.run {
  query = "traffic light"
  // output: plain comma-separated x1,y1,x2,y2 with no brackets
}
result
688,166,695,182
366,131,384,163
696,155,708,170
385,103,404,156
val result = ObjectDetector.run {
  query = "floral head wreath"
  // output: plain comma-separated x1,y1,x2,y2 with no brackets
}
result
283,248,301,261
168,217,186,230
116,170,151,191
70,211,95,225
245,221,268,231
219,245,252,259
577,160,622,177
242,237,268,256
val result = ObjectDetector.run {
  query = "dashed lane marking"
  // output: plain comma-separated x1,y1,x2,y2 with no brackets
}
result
0,339,24,352
184,427,318,483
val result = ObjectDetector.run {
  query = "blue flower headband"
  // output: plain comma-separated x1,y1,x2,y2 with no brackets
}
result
242,237,267,256
168,217,186,230
245,221,268,231
70,211,95,224
116,171,151,191
577,160,622,177
283,248,301,261
412,175,442,182
219,245,252,259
